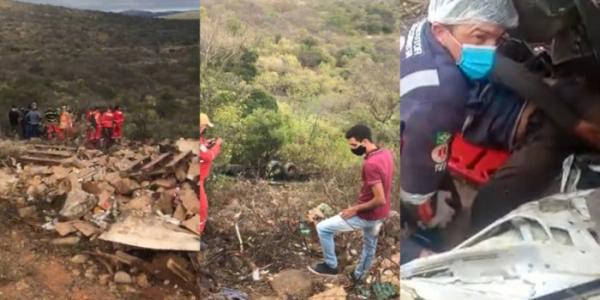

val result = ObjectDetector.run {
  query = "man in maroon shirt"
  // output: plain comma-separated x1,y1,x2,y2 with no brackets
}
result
308,124,394,281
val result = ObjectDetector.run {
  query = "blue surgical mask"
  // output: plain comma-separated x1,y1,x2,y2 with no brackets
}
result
448,33,497,80
458,44,497,80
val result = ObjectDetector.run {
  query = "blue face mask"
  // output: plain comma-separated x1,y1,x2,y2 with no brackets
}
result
447,32,497,80
458,44,497,80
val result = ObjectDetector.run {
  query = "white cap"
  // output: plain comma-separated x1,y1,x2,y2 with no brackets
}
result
428,0,519,29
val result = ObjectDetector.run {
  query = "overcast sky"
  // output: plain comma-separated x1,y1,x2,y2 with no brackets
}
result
16,0,199,12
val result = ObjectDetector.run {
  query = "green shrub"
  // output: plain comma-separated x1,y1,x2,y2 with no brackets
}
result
224,48,258,82
359,5,396,34
243,88,278,116
297,46,331,68
232,108,287,171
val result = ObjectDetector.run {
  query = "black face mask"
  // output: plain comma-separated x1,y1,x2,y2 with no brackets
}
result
351,145,366,156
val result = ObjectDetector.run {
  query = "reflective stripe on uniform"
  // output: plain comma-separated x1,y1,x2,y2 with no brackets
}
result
400,69,440,98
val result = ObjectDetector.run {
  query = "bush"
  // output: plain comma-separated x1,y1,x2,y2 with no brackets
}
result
277,104,359,177
127,108,160,140
326,12,354,33
297,46,331,69
211,104,244,166
243,88,278,116
234,109,287,170
359,5,396,34
224,48,258,82
155,92,180,118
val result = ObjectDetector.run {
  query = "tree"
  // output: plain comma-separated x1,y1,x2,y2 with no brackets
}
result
224,48,258,82
359,4,396,34
243,88,278,116
234,109,287,173
347,54,399,124
201,15,250,105
155,92,180,118
297,46,331,69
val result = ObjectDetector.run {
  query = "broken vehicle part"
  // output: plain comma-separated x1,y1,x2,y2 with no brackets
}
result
401,189,600,300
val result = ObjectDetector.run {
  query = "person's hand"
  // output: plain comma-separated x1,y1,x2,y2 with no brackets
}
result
340,206,358,219
574,120,600,151
419,249,436,258
422,191,455,229
215,138,223,146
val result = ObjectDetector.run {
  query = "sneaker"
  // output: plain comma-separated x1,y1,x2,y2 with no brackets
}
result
349,271,364,284
307,262,338,277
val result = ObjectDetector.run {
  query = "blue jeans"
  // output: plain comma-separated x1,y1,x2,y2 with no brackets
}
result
26,124,40,139
316,215,383,280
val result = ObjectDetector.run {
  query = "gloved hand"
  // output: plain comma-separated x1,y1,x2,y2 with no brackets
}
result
424,191,456,229
401,191,456,229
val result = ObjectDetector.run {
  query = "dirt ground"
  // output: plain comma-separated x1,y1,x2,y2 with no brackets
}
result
0,200,197,300
199,179,401,299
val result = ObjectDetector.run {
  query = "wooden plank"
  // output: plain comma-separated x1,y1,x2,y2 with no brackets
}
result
141,153,173,172
165,151,192,169
124,155,152,173
32,144,77,151
129,169,168,180
18,155,64,165
25,150,73,158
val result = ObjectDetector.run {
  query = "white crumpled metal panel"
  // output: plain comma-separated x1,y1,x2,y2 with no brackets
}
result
401,189,600,299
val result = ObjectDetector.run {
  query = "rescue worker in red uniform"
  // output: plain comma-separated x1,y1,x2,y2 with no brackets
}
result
112,105,124,141
93,107,103,143
100,107,115,150
200,113,222,238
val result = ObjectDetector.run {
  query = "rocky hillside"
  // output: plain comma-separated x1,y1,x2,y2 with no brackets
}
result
0,0,199,139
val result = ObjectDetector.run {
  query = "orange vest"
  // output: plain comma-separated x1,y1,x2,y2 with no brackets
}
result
60,112,72,129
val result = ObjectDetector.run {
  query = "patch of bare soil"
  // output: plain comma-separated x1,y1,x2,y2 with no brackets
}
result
199,180,400,299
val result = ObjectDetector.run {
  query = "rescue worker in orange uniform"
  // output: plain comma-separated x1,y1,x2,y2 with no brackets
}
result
45,107,62,141
59,106,73,142
112,105,124,141
100,106,115,150
200,113,222,239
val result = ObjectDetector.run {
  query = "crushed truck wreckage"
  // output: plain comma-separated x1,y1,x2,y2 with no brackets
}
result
400,189,600,300
0,139,201,296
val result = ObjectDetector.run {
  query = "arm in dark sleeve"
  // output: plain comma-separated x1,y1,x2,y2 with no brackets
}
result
400,100,462,205
401,236,427,265
491,54,579,131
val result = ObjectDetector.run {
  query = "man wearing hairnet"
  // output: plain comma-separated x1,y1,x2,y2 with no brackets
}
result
400,0,600,263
